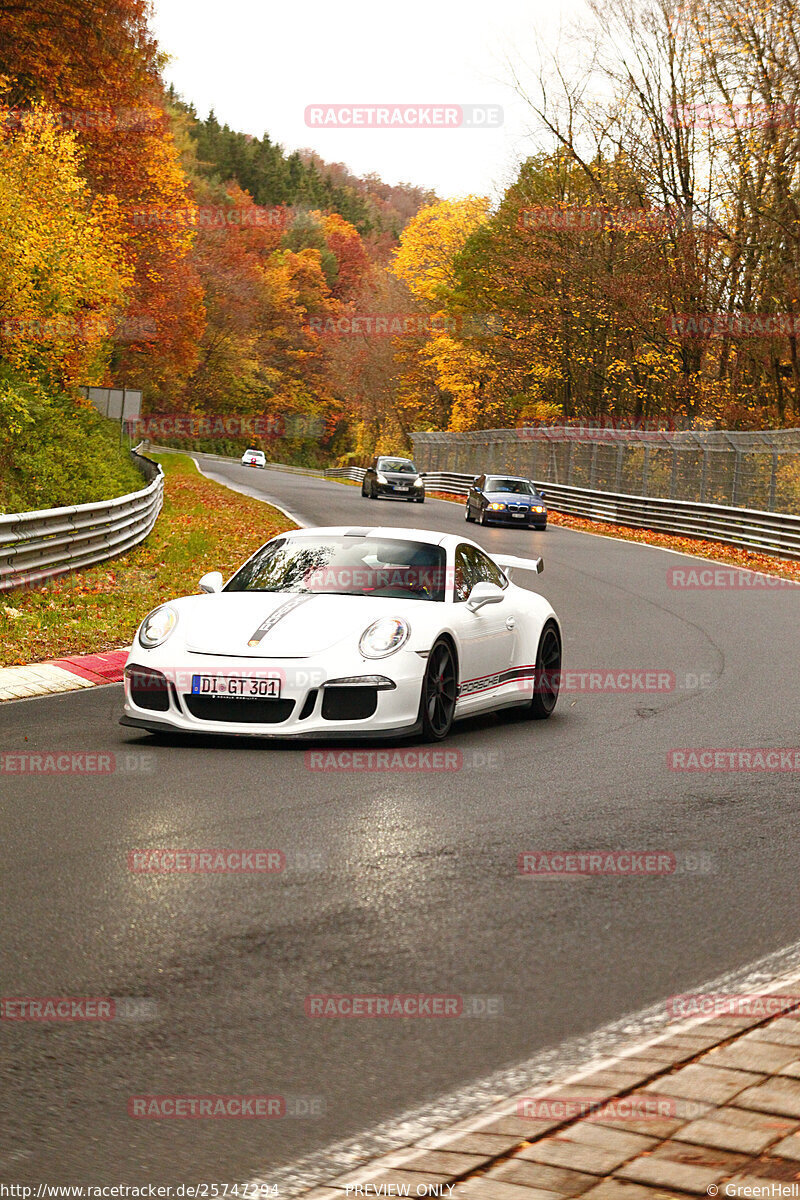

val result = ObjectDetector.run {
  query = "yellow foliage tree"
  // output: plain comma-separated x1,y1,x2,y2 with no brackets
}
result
392,196,490,305
0,106,132,389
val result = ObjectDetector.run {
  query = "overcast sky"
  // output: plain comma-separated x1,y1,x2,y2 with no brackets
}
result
151,0,585,200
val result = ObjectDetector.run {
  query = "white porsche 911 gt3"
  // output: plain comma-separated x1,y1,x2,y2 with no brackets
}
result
120,526,562,741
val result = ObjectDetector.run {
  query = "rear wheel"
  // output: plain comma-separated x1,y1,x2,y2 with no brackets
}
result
419,640,458,741
527,621,561,720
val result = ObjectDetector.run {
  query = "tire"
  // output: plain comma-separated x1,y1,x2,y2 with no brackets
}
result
418,639,458,741
361,482,368,498
527,620,561,720
465,505,472,522
477,508,486,525
368,485,377,499
416,496,425,503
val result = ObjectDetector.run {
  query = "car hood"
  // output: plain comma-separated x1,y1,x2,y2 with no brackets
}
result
174,592,409,658
381,472,418,482
483,491,544,505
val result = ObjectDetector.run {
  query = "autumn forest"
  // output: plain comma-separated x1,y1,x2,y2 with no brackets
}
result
1,0,800,507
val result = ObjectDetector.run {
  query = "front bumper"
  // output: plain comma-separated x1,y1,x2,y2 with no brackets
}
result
376,484,424,499
484,510,547,526
120,649,427,740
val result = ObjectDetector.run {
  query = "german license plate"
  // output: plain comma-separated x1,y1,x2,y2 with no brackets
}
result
396,485,409,492
512,512,525,518
191,675,281,699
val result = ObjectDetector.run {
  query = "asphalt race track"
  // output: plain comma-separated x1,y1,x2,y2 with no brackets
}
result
1,457,799,1185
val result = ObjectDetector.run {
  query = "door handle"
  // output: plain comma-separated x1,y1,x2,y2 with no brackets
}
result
506,617,516,630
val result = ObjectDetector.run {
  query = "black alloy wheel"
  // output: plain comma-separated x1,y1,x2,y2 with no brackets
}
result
528,620,561,719
419,640,458,740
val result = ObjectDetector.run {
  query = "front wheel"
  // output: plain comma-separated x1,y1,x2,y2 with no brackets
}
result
465,505,473,522
418,639,458,741
527,620,561,720
477,508,485,525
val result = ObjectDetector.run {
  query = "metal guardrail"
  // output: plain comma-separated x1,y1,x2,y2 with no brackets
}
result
325,467,472,496
0,450,164,593
146,443,325,478
324,467,366,483
536,480,800,559
145,449,800,561
325,466,800,559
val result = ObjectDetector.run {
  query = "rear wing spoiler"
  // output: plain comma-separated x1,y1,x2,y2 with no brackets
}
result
491,554,543,580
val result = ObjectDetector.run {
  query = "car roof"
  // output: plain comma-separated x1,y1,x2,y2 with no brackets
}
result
275,525,478,550
484,473,533,482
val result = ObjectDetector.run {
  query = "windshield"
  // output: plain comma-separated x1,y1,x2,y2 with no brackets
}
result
226,536,447,601
378,458,417,474
485,477,536,495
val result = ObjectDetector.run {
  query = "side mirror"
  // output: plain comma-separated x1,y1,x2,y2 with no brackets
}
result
420,471,427,478
538,489,546,499
199,571,223,594
473,476,481,486
467,581,505,612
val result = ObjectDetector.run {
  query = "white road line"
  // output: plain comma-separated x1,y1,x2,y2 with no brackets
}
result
190,458,795,587
253,940,800,1195
188,456,308,527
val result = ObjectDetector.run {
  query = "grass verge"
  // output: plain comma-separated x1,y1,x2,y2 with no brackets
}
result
0,454,295,667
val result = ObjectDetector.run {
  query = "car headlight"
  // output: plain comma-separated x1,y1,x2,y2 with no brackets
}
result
489,502,506,511
414,476,424,487
138,605,178,649
376,472,388,484
533,505,545,513
359,617,410,659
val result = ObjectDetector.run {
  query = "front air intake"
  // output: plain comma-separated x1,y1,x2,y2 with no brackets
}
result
127,666,170,712
321,687,378,721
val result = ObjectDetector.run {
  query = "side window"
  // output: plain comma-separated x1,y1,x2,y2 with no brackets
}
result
471,547,509,590
453,545,477,602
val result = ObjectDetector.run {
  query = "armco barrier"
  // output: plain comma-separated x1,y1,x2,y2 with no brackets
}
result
327,467,800,559
323,468,470,495
537,479,800,559
151,449,800,561
0,450,164,593
145,443,325,478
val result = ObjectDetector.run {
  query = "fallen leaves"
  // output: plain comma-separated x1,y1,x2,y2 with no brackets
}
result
0,454,294,666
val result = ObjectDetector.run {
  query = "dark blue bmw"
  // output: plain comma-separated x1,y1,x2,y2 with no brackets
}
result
465,474,548,529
